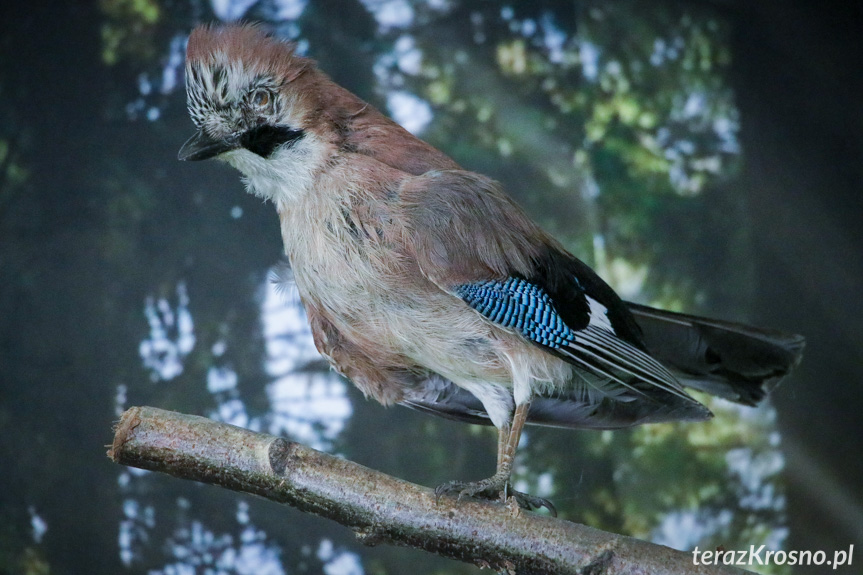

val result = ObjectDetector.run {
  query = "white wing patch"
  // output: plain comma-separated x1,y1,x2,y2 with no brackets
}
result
585,295,615,332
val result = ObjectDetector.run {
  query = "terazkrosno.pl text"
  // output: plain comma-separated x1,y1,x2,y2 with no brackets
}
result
692,544,853,569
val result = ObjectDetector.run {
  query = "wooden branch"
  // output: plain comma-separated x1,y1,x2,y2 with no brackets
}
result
108,406,751,575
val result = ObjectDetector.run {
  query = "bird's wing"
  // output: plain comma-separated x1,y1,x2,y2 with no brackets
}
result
398,169,705,409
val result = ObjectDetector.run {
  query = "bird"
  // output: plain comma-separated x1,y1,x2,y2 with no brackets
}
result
178,23,804,511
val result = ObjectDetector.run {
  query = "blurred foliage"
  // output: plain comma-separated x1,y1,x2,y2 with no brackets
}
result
384,1,748,312
0,507,48,575
0,57,29,222
0,1,788,574
0,137,28,220
100,0,162,65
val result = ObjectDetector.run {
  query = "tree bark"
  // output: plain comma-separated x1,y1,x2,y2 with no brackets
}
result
109,406,750,575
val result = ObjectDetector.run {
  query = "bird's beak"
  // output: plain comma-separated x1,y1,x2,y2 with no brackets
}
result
178,129,238,161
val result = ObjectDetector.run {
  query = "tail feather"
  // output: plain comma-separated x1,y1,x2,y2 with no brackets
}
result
627,302,805,406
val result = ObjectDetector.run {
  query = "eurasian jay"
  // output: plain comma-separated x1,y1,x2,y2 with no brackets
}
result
178,24,804,510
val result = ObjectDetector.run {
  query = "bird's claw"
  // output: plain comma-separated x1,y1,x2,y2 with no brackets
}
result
434,480,556,516
509,490,556,516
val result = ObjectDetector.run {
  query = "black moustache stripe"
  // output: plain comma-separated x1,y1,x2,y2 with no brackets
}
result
241,125,305,158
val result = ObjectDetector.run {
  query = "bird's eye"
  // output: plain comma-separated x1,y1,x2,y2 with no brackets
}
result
252,89,271,109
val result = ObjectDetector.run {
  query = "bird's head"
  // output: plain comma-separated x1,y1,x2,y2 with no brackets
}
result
179,24,342,204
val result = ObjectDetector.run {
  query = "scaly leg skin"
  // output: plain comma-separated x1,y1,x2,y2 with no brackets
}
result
434,403,556,515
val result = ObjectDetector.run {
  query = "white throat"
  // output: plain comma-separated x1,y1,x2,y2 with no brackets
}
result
222,135,326,209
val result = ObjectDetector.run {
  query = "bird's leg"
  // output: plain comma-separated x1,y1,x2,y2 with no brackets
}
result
435,403,556,514
495,400,528,491
495,402,556,513
496,423,507,469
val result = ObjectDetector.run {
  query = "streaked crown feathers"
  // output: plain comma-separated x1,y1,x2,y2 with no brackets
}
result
184,24,312,134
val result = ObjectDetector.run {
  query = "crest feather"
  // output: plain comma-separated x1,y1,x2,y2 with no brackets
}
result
186,23,311,81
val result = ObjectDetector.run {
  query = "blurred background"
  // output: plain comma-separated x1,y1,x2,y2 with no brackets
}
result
0,1,860,574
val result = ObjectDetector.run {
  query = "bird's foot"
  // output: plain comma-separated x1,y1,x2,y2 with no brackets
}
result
434,478,556,516
434,476,505,502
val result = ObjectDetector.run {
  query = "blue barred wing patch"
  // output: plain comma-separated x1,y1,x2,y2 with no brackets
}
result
455,277,577,348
